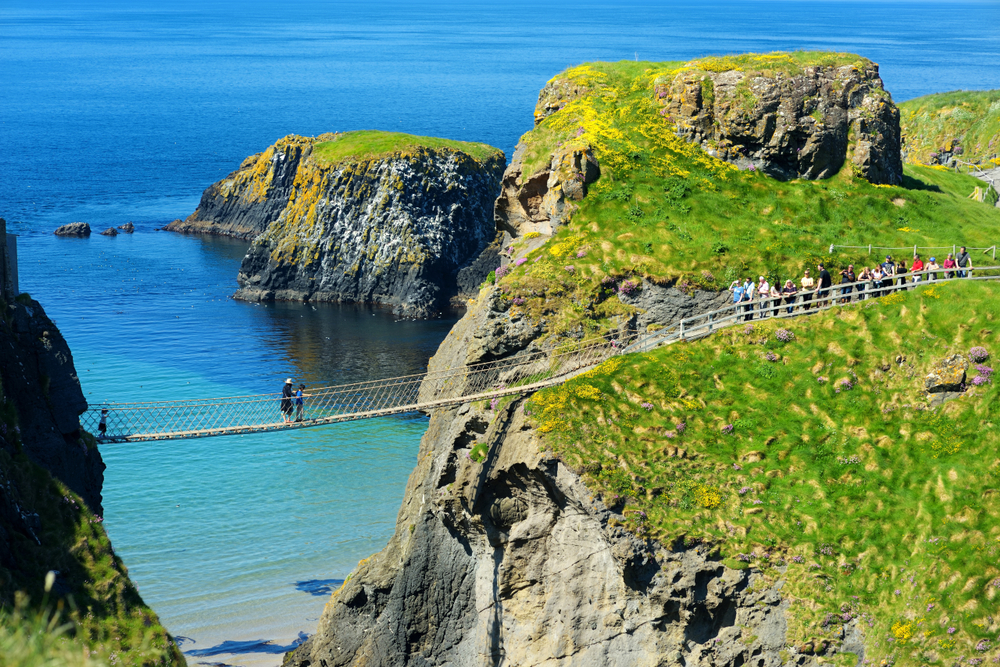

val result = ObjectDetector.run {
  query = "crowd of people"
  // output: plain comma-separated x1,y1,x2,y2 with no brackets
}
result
728,247,975,321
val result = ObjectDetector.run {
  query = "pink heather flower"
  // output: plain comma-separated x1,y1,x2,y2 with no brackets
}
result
676,422,686,433
495,265,510,279
969,346,989,362
722,424,734,435
576,249,587,258
515,257,528,267
564,265,575,274
641,402,654,411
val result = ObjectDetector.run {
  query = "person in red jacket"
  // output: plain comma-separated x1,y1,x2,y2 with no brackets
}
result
911,254,924,283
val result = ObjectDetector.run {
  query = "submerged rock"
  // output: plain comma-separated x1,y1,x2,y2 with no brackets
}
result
170,132,506,318
655,56,903,185
54,222,91,237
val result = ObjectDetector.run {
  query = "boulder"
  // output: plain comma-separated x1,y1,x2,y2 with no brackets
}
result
53,222,91,237
117,222,135,233
100,227,118,236
925,354,968,393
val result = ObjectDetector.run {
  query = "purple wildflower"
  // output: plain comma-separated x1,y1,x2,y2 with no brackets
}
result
774,328,795,343
495,265,510,279
641,402,654,411
618,279,639,296
676,422,686,433
576,249,587,258
722,424,734,435
515,257,528,267
969,346,989,363
564,265,575,274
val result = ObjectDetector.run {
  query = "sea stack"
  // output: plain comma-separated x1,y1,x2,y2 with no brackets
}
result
168,131,506,317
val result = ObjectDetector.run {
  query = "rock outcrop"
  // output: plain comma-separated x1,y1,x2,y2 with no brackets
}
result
100,227,118,236
925,353,969,393
0,296,101,513
54,222,91,237
655,59,903,184
285,392,851,667
169,133,506,317
494,144,600,239
117,222,135,233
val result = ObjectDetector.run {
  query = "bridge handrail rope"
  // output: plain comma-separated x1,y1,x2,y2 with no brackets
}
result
82,266,1000,443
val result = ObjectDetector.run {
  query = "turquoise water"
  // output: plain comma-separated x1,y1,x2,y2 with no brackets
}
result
3,0,998,664
18,233,454,663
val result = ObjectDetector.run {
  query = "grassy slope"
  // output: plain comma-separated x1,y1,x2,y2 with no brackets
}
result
312,129,502,164
899,90,1000,165
526,280,999,665
496,57,1000,343
0,448,184,667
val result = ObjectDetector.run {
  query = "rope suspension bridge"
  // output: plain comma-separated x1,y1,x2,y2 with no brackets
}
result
81,267,1000,443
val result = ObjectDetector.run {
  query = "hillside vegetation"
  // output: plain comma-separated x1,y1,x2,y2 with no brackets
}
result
1,449,185,667
899,90,1000,165
312,130,501,164
527,280,999,666
494,58,1000,341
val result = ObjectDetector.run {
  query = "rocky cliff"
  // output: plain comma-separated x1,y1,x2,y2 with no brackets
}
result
285,396,844,667
168,132,506,318
652,55,903,184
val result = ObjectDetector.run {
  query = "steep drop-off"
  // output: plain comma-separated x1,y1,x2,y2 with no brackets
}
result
0,292,183,665
284,55,1000,667
168,132,506,317
898,89,1000,166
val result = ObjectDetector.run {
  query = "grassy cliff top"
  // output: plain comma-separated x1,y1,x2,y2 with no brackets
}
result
311,130,502,165
493,57,1000,341
680,50,870,76
526,280,1000,666
899,90,1000,165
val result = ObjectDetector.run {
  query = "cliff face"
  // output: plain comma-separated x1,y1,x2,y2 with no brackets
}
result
285,378,846,667
655,59,903,184
168,132,506,318
165,136,314,240
0,296,101,513
234,143,505,317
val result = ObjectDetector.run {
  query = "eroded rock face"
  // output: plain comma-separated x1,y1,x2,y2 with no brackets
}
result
285,398,854,667
657,62,903,184
1,298,101,513
54,222,91,237
231,143,505,318
925,354,969,393
494,144,600,239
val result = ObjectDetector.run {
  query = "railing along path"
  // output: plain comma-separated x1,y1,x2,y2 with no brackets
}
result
82,267,1000,443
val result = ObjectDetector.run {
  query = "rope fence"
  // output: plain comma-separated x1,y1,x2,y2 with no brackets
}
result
81,266,1000,443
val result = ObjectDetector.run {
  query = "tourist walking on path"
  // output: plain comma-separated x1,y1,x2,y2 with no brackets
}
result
910,254,924,283
943,253,957,279
782,279,798,313
880,256,896,293
817,264,832,307
281,378,294,423
857,267,872,299
839,265,855,303
744,277,757,321
295,384,307,422
957,246,972,277
871,265,884,298
800,269,815,310
926,257,941,281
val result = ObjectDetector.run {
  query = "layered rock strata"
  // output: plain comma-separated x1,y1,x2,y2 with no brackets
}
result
654,60,903,184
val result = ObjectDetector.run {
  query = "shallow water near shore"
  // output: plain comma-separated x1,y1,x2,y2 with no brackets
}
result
3,0,998,664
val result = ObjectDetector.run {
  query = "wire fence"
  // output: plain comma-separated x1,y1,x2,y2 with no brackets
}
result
81,266,1000,443
828,243,997,260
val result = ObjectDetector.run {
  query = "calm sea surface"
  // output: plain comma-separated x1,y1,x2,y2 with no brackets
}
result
2,1,998,664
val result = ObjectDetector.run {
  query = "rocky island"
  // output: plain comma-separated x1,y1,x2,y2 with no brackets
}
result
167,131,506,318
285,53,1000,667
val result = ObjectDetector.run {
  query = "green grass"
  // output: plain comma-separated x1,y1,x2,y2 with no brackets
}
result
491,57,1000,342
899,90,1000,165
311,130,502,165
681,51,869,76
526,280,1000,666
0,449,184,667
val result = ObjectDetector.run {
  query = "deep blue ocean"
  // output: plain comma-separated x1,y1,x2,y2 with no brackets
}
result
2,1,998,664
